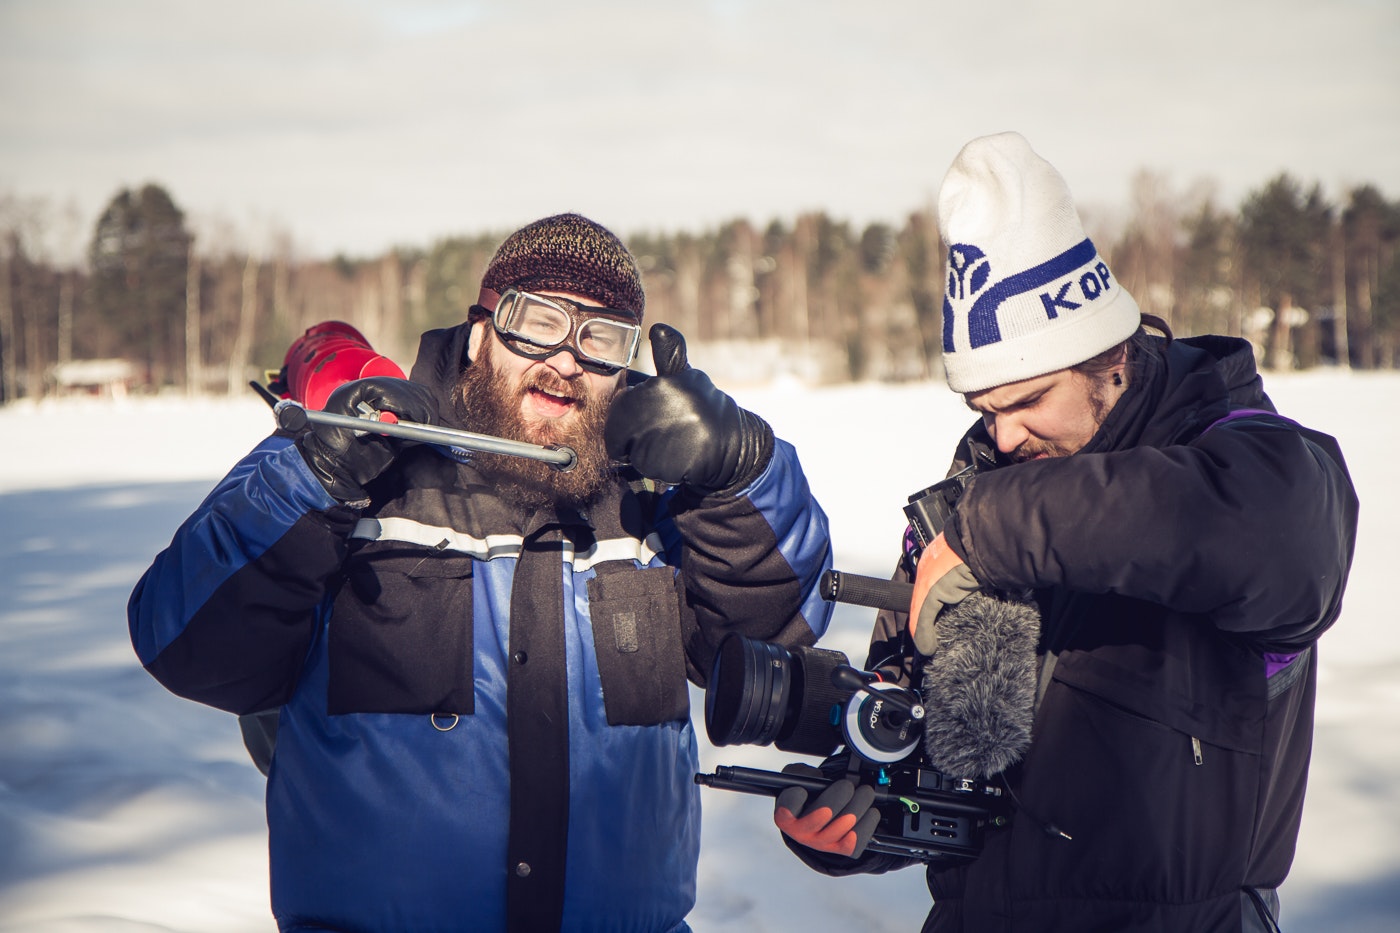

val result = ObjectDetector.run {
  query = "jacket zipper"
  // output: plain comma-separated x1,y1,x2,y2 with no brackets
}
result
1191,735,1204,766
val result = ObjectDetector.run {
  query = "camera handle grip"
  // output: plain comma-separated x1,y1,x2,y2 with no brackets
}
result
821,570,913,612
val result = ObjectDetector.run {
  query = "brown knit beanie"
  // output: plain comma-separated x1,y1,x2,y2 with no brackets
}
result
481,213,645,319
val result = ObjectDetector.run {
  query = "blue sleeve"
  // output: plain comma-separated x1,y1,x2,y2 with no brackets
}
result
660,437,834,670
739,438,836,640
128,436,357,713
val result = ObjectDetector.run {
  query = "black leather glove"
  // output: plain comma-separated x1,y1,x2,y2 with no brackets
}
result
604,324,774,494
772,763,880,859
295,376,439,504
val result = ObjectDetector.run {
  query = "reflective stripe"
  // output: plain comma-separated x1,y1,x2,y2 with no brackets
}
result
1266,645,1311,701
1242,886,1281,933
574,533,665,571
351,515,662,571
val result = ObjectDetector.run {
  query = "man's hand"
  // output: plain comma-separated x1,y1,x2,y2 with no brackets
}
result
604,324,774,494
296,376,439,504
772,764,879,859
909,532,981,655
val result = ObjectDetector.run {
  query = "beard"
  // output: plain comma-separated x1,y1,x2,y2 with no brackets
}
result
451,348,618,510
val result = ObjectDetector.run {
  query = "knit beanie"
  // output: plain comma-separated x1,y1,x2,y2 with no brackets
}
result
937,132,1140,394
481,213,645,319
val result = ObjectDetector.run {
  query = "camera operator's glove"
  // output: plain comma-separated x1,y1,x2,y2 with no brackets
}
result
295,376,439,505
909,532,982,656
772,764,880,859
604,323,774,495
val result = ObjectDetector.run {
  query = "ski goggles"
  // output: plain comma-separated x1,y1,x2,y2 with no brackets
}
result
476,287,642,375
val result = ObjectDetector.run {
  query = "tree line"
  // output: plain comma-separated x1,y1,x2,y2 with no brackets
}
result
1,171,1397,403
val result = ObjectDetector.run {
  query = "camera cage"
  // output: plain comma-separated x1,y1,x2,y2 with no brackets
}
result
903,465,975,549
696,467,1017,863
698,632,1007,862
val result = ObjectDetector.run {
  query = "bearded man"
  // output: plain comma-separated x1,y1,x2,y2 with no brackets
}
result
129,213,834,933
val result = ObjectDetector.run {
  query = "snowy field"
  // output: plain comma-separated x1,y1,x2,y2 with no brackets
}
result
1,368,1396,932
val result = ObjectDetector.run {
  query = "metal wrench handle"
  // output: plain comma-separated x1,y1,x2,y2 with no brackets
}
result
274,400,577,472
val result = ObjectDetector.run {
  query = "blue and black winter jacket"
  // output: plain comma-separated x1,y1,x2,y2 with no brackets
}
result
129,323,834,933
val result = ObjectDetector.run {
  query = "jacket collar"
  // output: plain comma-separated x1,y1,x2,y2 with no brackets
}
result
954,334,1271,467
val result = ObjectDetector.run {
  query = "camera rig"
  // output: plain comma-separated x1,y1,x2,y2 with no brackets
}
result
694,462,1016,862
694,629,1007,862
903,465,975,550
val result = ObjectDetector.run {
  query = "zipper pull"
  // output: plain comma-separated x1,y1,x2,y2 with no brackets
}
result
1191,735,1204,766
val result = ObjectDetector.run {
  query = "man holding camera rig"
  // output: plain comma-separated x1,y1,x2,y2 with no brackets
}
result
773,133,1358,932
128,212,834,932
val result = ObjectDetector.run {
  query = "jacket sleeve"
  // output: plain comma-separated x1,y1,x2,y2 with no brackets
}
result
127,436,360,714
945,416,1358,646
660,437,834,683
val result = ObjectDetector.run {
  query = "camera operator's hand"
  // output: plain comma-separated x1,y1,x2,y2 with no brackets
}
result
604,324,774,495
910,532,981,656
772,764,879,859
295,376,439,505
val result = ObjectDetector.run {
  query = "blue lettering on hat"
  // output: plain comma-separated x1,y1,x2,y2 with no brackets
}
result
1079,272,1102,300
1040,282,1081,319
953,238,1098,350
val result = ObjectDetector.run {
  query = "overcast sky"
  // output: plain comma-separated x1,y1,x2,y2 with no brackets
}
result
3,0,1398,263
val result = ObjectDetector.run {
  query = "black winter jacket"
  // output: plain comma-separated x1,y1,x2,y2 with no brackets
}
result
809,336,1358,933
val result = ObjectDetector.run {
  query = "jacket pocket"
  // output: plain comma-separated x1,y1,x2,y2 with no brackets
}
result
328,549,475,716
1052,649,1263,754
587,564,690,726
1020,661,1261,901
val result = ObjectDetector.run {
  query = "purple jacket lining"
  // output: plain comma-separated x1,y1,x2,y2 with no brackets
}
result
1264,652,1300,678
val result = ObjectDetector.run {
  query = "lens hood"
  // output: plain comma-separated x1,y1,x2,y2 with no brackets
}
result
704,633,850,759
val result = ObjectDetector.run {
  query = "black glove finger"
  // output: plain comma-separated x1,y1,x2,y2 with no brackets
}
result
774,786,809,818
774,761,823,817
299,377,437,503
602,369,714,476
841,783,876,820
848,805,881,859
806,778,856,819
333,376,439,425
648,323,689,377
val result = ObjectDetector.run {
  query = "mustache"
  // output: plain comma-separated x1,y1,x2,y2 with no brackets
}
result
523,369,583,405
1012,444,1053,462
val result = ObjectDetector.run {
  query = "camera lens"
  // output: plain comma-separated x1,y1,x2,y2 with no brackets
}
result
704,634,851,759
705,634,786,747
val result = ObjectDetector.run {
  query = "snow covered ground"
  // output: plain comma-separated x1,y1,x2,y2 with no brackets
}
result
1,368,1396,932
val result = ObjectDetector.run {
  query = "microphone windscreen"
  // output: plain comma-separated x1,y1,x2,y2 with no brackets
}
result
920,590,1041,781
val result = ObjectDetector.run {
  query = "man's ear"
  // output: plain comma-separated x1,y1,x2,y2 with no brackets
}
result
466,318,488,364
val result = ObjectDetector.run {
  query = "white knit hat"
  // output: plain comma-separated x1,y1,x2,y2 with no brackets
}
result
937,132,1141,394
